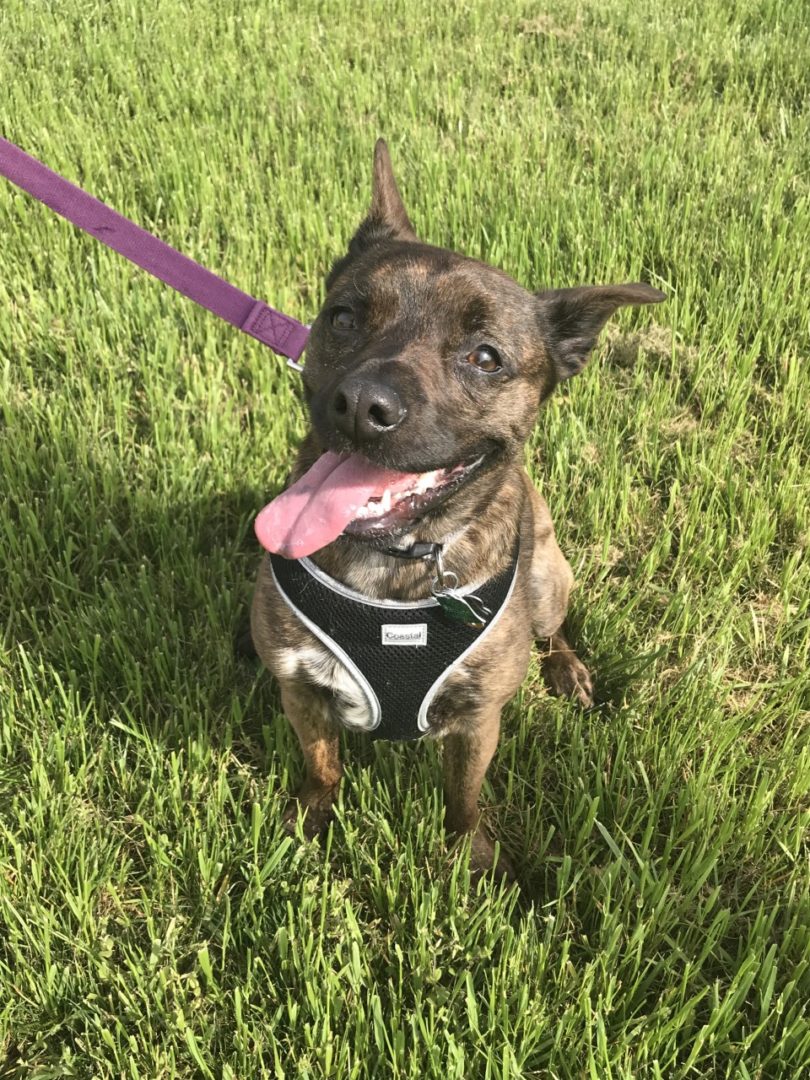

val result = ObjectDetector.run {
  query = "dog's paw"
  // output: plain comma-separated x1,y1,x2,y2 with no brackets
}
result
541,649,594,708
465,828,517,886
282,786,339,840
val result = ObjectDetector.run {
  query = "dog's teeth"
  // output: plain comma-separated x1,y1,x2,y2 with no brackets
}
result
415,470,440,494
352,462,475,526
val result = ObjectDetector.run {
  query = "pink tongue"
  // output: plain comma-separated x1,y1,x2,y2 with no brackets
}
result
255,451,424,559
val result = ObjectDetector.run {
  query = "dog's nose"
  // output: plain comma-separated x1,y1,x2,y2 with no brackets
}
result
330,377,406,442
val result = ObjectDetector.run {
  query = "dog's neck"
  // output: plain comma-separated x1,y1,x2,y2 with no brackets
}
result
305,461,525,602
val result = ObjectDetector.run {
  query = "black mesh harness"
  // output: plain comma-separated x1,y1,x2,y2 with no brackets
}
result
269,549,519,741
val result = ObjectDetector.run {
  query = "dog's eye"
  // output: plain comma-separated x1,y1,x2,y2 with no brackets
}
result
330,307,357,331
467,345,502,373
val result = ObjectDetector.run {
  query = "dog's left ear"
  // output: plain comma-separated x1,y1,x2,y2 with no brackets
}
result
537,283,666,381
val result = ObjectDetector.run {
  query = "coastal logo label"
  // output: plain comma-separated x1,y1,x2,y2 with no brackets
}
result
381,624,428,646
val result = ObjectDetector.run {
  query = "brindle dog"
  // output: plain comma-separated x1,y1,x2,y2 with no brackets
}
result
250,140,663,878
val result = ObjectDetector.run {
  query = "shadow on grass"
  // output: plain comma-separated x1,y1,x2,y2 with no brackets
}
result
3,423,656,904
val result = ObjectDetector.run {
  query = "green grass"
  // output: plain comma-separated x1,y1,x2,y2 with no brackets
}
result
1,0,809,1075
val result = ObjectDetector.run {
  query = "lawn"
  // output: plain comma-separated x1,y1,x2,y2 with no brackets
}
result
1,0,808,1076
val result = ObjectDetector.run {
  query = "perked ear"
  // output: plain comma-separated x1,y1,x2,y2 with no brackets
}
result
349,139,417,253
537,283,666,381
370,139,416,238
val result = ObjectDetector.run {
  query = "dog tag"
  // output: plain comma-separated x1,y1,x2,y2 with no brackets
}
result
429,549,491,629
433,587,491,629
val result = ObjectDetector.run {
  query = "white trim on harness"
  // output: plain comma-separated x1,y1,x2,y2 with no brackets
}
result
298,555,488,610
416,562,519,732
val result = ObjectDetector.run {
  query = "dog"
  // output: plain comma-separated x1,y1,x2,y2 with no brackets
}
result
249,139,664,879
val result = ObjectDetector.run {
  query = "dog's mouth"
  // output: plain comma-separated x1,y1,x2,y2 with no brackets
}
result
255,450,490,559
344,454,487,539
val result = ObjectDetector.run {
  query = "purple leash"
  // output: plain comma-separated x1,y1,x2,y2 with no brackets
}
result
0,137,309,367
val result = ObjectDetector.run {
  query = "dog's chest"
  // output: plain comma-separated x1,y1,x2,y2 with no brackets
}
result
277,638,479,738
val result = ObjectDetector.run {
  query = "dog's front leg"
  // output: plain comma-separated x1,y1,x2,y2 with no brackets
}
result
442,714,515,881
279,681,342,839
524,479,594,707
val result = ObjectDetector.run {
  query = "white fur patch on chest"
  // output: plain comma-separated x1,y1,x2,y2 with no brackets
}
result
275,645,374,731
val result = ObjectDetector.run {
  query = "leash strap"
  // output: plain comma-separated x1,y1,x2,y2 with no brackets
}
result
0,137,309,365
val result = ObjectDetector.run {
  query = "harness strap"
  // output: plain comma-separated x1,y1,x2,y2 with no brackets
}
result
0,137,309,364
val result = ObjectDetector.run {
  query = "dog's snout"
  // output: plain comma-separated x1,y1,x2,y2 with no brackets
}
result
330,377,406,442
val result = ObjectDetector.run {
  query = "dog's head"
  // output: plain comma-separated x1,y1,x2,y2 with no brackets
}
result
256,141,664,558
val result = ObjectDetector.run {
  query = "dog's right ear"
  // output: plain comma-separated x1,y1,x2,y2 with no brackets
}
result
326,140,417,288
365,138,417,243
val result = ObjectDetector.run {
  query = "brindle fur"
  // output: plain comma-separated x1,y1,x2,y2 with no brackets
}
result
250,141,664,880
